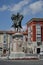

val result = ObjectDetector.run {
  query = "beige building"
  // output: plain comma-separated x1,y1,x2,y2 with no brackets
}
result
0,31,28,56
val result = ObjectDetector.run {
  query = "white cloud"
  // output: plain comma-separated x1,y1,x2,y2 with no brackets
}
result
21,0,43,15
29,0,43,14
0,5,8,11
21,6,30,15
0,0,43,15
9,0,30,12
0,0,30,13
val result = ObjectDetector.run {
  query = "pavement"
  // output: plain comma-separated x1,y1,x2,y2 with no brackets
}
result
0,55,43,65
0,59,43,65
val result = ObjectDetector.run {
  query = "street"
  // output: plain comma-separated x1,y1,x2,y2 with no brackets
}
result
0,60,43,65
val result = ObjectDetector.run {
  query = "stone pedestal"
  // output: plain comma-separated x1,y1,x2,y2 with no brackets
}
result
10,33,25,58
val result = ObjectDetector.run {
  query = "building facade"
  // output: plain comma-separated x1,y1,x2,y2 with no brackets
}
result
27,18,43,54
0,31,28,56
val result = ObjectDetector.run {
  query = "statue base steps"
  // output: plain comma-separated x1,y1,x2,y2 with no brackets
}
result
9,52,39,60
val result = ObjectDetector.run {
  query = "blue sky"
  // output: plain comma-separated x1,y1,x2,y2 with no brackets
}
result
0,0,43,31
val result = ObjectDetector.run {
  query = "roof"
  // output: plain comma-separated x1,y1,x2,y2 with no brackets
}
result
0,31,28,35
0,31,16,34
27,18,43,24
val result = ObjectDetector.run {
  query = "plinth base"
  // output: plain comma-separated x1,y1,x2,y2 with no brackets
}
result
9,52,39,60
9,52,25,59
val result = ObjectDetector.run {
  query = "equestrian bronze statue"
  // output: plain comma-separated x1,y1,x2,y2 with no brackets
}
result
11,13,23,32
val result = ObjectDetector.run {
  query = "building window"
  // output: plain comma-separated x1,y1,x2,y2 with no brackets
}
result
37,37,41,41
3,33,8,44
36,34,41,37
37,48,40,54
0,47,2,51
22,47,24,52
36,24,41,34
4,41,6,43
37,42,41,46
36,24,41,43
36,24,41,29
